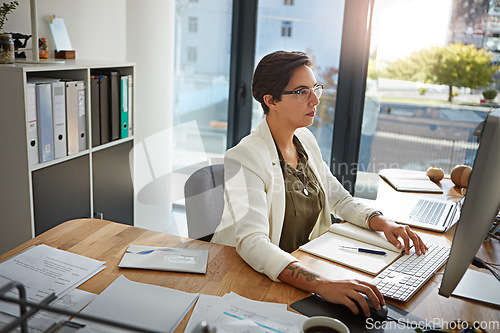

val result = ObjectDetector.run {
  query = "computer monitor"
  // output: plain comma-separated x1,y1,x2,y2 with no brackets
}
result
439,109,500,298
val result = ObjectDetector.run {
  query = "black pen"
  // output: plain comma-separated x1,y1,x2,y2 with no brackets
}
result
339,246,386,256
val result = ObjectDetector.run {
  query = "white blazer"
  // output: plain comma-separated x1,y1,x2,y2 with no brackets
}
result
211,119,376,281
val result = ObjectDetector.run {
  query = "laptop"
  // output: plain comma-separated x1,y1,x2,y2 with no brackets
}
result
355,194,462,232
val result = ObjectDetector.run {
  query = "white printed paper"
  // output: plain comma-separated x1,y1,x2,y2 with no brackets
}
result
0,244,105,316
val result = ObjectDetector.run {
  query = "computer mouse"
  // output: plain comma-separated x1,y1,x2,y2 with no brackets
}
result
360,295,388,321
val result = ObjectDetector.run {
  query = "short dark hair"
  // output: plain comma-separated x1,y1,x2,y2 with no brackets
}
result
252,51,312,114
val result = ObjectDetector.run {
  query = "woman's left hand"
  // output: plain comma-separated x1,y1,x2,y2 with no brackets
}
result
369,215,428,255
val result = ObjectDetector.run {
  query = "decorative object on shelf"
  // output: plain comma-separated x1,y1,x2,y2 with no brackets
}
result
38,37,48,59
0,0,18,64
450,164,472,188
11,32,31,58
0,32,14,63
426,166,444,183
54,49,75,59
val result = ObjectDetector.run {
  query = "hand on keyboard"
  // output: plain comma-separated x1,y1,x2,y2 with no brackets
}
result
368,215,429,255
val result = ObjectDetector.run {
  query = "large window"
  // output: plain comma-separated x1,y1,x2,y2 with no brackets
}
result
254,0,346,165
172,0,494,234
173,0,232,225
355,0,492,198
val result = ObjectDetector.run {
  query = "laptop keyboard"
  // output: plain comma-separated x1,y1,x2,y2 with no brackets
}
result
372,243,450,302
409,199,446,225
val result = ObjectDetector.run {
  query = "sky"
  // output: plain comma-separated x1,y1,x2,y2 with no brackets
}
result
371,0,454,64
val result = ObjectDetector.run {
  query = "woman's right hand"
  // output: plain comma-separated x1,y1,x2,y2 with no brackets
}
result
278,263,384,317
314,278,385,317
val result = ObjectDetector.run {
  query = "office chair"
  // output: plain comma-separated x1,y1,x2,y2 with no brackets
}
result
184,164,224,242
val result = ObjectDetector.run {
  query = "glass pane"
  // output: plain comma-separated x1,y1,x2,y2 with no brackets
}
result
253,0,346,166
173,0,232,166
173,0,232,233
355,0,492,199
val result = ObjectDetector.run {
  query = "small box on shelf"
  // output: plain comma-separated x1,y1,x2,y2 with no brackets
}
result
54,50,75,59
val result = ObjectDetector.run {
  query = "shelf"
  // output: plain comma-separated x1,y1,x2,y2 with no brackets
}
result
28,137,134,172
91,136,134,153
0,61,135,254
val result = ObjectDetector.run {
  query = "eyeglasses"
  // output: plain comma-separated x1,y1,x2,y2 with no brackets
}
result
281,84,324,102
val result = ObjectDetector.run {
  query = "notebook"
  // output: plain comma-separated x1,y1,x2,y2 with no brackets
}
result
356,195,461,232
299,223,404,275
119,245,209,274
379,169,443,193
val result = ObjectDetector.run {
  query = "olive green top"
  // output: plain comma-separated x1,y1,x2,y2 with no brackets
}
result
276,136,326,253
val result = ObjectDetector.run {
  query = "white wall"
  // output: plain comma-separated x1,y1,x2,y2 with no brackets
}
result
126,0,175,233
4,0,175,233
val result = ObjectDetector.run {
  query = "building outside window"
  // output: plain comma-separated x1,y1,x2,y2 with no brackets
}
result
284,0,294,5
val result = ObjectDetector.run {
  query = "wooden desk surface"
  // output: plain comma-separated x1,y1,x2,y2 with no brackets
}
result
1,218,498,332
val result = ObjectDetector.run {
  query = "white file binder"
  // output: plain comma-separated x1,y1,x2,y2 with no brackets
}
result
65,81,79,155
26,83,39,165
77,81,87,151
35,83,54,163
51,81,67,159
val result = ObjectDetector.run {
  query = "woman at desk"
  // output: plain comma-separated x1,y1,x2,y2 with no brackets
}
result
211,51,427,317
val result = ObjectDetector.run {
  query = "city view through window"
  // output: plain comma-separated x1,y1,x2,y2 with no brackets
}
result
355,0,498,198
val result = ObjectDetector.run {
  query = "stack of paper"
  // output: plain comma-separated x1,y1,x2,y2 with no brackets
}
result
185,292,306,333
0,244,105,316
77,275,199,333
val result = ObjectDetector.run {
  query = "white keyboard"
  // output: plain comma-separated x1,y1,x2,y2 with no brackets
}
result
373,243,450,302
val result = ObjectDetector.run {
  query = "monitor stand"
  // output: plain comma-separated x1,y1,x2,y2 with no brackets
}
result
451,269,500,306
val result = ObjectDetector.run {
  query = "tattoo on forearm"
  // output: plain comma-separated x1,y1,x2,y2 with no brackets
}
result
286,265,299,278
286,266,319,282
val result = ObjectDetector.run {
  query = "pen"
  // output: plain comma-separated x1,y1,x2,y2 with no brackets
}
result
339,246,386,256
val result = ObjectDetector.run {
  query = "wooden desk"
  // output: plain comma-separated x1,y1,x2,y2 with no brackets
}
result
0,218,498,332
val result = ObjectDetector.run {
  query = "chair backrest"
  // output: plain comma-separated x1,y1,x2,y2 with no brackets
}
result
184,164,224,242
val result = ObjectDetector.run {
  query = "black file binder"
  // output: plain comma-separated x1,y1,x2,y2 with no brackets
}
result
98,75,110,144
109,71,121,141
291,294,439,333
90,76,101,147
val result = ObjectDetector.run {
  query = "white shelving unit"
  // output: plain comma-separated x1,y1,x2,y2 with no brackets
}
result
0,60,135,254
